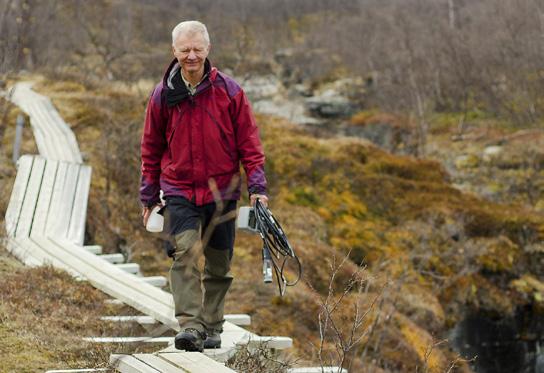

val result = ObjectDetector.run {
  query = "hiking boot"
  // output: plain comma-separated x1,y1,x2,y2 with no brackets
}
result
174,328,206,352
203,330,222,349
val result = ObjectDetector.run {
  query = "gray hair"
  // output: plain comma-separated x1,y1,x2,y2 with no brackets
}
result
172,21,210,46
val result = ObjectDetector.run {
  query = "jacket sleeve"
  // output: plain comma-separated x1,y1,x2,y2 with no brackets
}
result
230,89,267,196
140,86,167,207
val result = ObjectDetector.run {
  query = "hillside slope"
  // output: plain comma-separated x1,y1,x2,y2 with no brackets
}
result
2,75,543,372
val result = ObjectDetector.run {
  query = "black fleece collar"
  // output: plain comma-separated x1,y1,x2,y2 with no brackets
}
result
166,59,211,107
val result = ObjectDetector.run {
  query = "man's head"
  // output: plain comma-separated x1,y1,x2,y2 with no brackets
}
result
172,21,211,77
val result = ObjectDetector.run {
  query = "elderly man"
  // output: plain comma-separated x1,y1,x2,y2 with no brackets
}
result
140,20,268,352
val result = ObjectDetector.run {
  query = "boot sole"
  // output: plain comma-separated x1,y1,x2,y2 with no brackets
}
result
175,337,203,352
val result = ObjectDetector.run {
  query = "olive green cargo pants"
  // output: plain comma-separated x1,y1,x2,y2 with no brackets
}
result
165,197,236,334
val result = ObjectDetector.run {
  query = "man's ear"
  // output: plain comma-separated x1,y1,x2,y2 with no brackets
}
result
172,45,176,56
207,44,212,53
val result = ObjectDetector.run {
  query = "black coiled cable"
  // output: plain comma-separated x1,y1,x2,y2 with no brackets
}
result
254,199,302,296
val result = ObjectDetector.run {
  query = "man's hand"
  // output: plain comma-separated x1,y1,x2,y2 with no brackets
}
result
250,194,268,207
142,204,162,227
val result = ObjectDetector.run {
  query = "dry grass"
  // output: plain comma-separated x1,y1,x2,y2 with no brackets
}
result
0,243,162,372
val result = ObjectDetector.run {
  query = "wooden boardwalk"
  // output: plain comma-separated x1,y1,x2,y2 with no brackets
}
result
5,82,293,372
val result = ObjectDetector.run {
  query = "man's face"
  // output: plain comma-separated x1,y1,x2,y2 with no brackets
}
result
172,32,210,75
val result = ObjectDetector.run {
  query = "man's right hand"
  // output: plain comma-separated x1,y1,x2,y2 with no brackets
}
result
142,204,161,227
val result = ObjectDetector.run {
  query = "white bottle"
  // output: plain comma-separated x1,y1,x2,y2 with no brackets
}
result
146,205,164,233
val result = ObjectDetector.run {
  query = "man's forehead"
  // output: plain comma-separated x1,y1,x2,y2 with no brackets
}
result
173,32,208,47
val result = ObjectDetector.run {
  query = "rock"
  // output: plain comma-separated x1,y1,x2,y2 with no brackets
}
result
305,93,353,118
240,75,282,102
482,145,503,162
252,98,319,125
344,122,416,154
455,154,479,169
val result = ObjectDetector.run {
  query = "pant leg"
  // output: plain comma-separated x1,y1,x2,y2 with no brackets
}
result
166,197,206,332
200,200,236,333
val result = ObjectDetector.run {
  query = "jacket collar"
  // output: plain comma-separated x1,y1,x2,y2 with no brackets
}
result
164,58,214,107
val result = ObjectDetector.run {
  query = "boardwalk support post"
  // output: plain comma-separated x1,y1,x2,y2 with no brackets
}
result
13,113,24,164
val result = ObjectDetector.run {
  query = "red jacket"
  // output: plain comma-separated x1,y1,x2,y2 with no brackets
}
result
140,59,266,206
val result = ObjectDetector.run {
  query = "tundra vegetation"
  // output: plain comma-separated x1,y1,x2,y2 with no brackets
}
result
1,0,544,372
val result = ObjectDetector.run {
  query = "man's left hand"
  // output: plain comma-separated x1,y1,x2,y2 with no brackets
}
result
250,194,268,207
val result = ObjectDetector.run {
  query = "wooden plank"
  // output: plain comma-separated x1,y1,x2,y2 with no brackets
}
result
133,354,185,373
40,99,75,162
28,100,67,160
6,238,44,267
4,155,33,237
84,337,172,344
140,276,168,288
44,101,82,163
246,336,293,350
31,236,179,330
15,157,46,238
45,369,108,373
67,165,91,245
98,253,125,264
288,368,347,373
100,316,157,324
7,237,79,277
116,263,141,274
159,352,236,373
10,85,50,158
45,161,68,236
53,163,79,238
12,83,81,163
27,100,62,160
30,160,59,237
84,245,102,254
224,314,251,326
46,237,174,306
109,354,161,373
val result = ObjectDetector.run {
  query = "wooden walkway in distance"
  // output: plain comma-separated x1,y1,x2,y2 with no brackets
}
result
5,82,294,373
10,82,82,163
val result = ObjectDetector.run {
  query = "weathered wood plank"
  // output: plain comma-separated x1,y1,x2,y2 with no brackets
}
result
116,263,141,275
8,237,80,277
44,101,82,163
99,316,157,325
32,236,178,330
245,335,293,350
84,337,172,344
22,101,50,158
6,238,44,267
15,156,46,238
5,155,33,237
159,352,236,373
28,100,67,160
133,354,184,373
67,165,91,245
31,159,59,237
224,314,251,326
45,161,68,236
109,354,161,373
98,253,125,264
140,276,168,288
53,163,79,238
84,245,103,254
288,368,348,373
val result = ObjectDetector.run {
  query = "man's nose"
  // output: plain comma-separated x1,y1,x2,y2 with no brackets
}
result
187,50,197,59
